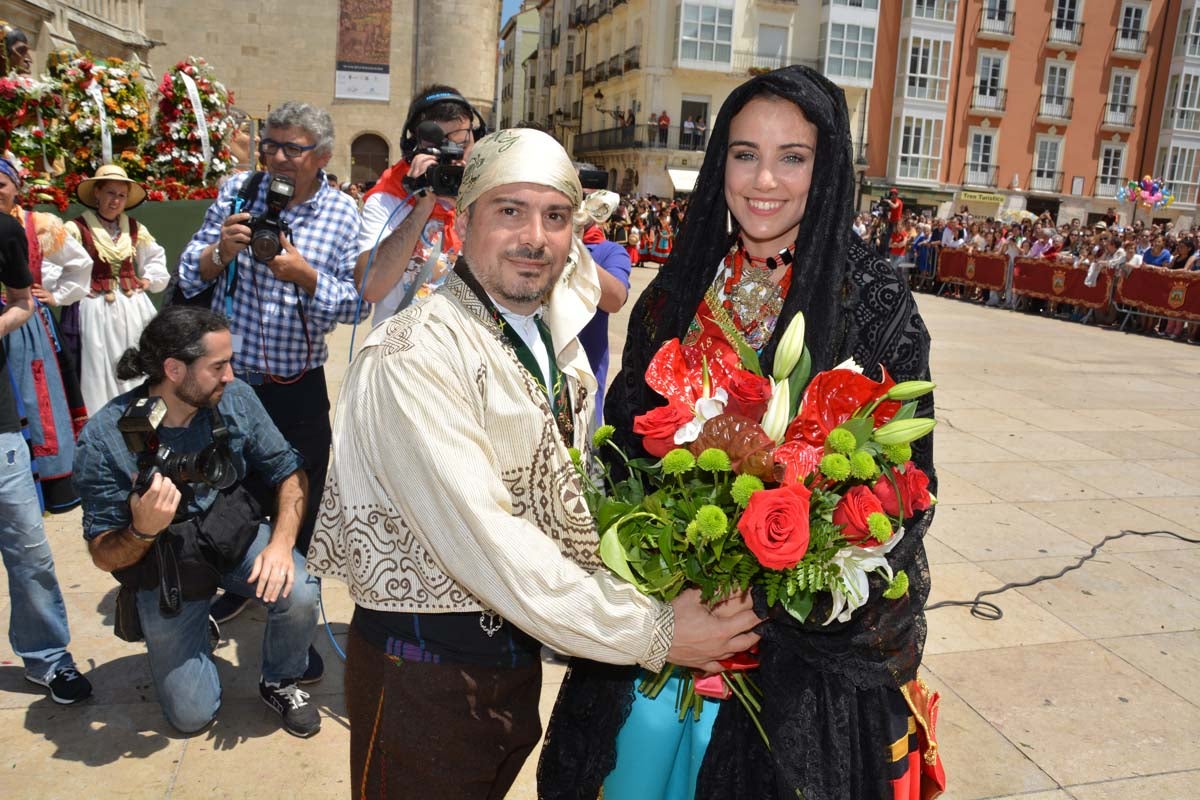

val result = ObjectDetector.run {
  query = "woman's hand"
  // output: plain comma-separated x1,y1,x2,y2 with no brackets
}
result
30,285,56,306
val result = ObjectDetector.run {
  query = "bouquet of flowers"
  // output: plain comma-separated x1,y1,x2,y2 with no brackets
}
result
147,57,237,185
574,310,936,744
51,54,152,179
0,74,67,182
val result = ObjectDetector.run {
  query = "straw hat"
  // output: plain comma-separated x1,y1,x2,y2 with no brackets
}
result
76,164,147,210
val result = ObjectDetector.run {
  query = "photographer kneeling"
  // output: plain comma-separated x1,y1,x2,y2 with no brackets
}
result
73,306,321,737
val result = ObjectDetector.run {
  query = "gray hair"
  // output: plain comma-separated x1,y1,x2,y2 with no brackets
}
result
266,101,334,156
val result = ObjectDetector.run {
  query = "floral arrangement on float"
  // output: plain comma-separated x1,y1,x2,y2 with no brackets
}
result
0,74,68,185
51,53,152,180
572,312,936,745
147,57,237,186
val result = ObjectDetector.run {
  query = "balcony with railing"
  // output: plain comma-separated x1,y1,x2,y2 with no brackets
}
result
575,54,584,73
978,11,1015,40
571,7,586,27
1029,169,1064,193
962,163,998,187
582,66,595,87
1037,93,1073,123
586,3,599,25
551,28,560,48
1101,102,1136,130
624,45,641,72
606,54,622,80
573,122,710,156
1094,173,1123,197
905,0,957,23
565,59,574,75
65,0,147,39
547,69,557,87
970,87,1006,115
1113,27,1148,57
1047,17,1084,50
1165,109,1200,132
594,61,608,82
730,50,818,77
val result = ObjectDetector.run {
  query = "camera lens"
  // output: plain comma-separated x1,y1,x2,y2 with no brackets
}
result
251,227,282,261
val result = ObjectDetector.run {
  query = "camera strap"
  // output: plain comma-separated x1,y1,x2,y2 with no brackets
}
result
225,171,269,318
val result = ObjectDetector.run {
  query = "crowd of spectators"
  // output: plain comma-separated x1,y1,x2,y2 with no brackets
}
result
855,205,1200,344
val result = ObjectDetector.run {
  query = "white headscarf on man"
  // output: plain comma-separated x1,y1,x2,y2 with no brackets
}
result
457,128,601,353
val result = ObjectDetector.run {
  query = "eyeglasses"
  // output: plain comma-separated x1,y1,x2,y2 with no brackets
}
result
259,138,319,159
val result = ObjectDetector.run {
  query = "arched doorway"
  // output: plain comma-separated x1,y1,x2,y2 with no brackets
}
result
351,133,390,184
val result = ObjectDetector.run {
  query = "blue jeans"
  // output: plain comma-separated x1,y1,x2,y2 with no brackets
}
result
136,522,319,733
0,431,75,682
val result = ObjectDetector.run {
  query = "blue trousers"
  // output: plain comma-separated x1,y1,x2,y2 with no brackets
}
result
0,431,75,681
602,670,719,800
136,522,319,732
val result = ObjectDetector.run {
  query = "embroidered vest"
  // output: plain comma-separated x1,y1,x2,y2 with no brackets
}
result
71,216,141,295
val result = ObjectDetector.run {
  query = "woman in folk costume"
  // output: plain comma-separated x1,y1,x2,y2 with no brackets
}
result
64,164,168,414
539,66,944,800
0,156,90,512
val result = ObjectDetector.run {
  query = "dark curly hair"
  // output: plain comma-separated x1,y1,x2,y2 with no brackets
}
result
115,306,229,385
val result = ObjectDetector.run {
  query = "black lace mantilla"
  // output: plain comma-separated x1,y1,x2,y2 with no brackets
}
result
538,239,937,800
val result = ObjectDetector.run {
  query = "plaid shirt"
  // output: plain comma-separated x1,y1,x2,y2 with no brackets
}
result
177,171,367,376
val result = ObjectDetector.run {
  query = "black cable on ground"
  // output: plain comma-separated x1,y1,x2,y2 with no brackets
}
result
926,529,1200,621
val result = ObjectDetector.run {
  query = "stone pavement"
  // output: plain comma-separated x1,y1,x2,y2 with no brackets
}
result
1,266,1198,799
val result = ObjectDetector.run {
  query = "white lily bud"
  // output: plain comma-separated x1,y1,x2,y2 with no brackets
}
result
772,313,806,381
761,377,791,444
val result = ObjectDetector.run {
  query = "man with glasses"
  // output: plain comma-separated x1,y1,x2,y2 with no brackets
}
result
355,85,483,324
176,102,365,674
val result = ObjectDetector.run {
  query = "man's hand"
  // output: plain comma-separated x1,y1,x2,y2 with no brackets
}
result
247,540,295,603
267,233,318,295
128,473,181,538
217,212,253,264
666,588,762,674
30,285,56,306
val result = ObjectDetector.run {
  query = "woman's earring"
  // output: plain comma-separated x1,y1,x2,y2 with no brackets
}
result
726,208,733,235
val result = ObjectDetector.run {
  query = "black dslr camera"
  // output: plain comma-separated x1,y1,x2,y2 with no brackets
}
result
247,174,295,261
118,396,237,498
404,120,466,197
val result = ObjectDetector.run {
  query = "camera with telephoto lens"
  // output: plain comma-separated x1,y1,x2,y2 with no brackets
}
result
118,396,237,497
404,120,466,197
247,175,295,261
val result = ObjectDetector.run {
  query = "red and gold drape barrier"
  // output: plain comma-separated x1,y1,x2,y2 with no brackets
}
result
1116,267,1200,322
1011,258,1113,310
935,249,1006,291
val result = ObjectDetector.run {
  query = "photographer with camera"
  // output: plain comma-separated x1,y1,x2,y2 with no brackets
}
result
354,85,485,324
73,306,322,737
176,102,363,644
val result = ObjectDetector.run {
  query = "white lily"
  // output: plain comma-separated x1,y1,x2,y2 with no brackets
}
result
833,357,865,374
760,377,791,444
824,527,907,624
673,387,728,446
772,313,807,381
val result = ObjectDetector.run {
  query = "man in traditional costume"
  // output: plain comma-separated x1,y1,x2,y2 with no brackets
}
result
307,128,761,799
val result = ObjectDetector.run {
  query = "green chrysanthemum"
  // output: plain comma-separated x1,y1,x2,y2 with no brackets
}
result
697,448,732,473
661,448,696,475
567,447,582,468
820,453,851,481
882,442,912,464
686,520,700,545
591,424,616,449
825,428,857,455
883,569,909,600
731,474,765,506
694,505,729,541
849,450,879,480
868,512,893,544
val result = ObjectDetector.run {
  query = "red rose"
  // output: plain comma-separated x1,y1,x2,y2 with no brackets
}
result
738,482,812,569
833,485,886,546
872,462,933,519
724,369,772,421
633,401,695,458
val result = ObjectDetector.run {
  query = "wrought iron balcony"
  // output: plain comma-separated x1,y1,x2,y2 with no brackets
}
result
978,10,1015,39
1113,27,1148,55
961,163,998,187
970,87,1006,114
1037,94,1073,121
624,45,641,72
1094,174,1122,198
1047,17,1084,49
1101,103,1136,129
1028,170,1064,194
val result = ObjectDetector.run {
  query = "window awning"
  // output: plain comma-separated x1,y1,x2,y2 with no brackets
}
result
667,168,700,193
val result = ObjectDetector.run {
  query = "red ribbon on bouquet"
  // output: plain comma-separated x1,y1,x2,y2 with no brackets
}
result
693,649,760,700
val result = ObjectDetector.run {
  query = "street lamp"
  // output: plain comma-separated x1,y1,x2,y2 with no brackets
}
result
593,88,628,124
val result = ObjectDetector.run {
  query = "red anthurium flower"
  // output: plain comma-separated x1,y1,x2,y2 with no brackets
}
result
772,439,822,486
784,367,901,448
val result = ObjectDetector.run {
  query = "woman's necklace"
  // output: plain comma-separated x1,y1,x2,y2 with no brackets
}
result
98,213,121,240
720,242,795,351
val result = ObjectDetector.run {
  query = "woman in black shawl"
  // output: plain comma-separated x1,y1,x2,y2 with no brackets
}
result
538,66,942,800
